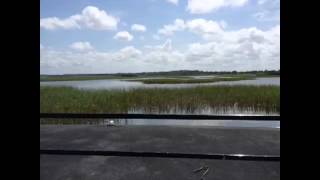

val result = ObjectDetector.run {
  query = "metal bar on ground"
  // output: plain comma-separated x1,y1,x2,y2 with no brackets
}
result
40,149,280,162
40,113,280,121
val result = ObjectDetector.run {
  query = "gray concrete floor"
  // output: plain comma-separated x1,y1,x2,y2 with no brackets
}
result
40,125,280,180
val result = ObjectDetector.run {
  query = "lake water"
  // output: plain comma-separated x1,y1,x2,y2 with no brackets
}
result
116,119,280,128
40,77,280,90
40,118,280,128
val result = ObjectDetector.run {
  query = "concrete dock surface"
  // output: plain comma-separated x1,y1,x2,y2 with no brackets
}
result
40,125,280,180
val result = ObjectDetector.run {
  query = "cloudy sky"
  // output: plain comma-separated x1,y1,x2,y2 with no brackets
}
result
40,0,280,74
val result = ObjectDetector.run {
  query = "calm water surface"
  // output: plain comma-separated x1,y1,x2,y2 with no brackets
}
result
40,77,280,90
40,118,279,128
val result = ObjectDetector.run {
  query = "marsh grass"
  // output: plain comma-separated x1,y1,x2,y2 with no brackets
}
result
40,74,257,82
126,76,254,84
40,85,279,115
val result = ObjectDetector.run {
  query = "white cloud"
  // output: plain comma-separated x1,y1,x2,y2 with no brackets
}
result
219,20,228,29
69,41,94,52
114,31,134,41
187,0,248,14
118,46,142,57
186,25,280,70
186,18,224,35
158,19,185,36
142,40,185,68
41,24,279,74
40,16,80,30
40,44,44,49
40,6,119,30
166,0,179,5
158,18,224,38
80,6,119,30
131,24,147,32
104,46,142,62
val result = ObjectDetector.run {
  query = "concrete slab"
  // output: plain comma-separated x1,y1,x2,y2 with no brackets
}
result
41,155,280,180
40,125,279,155
40,125,280,180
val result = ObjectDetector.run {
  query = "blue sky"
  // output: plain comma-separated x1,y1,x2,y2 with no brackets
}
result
40,0,280,74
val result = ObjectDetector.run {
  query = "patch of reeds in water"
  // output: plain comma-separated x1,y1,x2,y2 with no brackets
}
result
127,76,254,84
40,85,280,115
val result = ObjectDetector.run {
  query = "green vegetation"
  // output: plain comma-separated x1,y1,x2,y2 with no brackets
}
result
40,86,280,114
127,76,254,84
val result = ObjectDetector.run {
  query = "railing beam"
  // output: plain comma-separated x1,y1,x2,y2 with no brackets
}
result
40,113,280,121
40,149,280,162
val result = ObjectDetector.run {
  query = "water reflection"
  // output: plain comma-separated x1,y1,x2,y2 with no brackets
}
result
40,77,280,90
40,118,280,128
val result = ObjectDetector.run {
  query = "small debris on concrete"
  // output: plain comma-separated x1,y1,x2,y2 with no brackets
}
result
193,165,210,179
